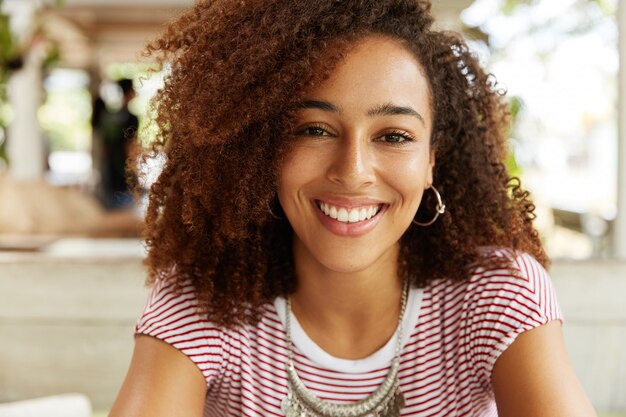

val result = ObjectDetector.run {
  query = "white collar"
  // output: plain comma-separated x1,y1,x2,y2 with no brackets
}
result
274,286,423,374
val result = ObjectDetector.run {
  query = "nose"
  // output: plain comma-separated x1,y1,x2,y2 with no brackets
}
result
326,134,376,189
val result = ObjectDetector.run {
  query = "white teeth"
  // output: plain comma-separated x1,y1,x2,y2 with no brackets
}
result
359,208,367,221
318,201,382,224
337,208,349,222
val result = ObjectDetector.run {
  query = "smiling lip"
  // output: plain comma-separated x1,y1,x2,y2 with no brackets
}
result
312,197,388,237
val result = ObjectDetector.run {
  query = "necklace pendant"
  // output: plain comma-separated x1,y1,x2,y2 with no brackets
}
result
370,388,404,417
381,389,405,417
282,394,307,417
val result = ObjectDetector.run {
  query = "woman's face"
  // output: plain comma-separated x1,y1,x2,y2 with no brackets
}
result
278,35,434,274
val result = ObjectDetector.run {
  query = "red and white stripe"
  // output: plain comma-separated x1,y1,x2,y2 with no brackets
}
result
136,249,562,417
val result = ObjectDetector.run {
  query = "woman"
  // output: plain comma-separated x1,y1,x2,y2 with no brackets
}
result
111,1,597,416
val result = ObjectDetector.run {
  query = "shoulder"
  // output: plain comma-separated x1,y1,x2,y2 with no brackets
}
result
466,248,559,313
425,248,558,316
109,333,207,417
137,278,208,342
135,277,221,380
135,274,279,385
451,248,563,383
463,247,561,328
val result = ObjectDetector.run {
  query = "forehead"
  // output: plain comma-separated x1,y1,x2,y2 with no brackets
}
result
304,35,432,122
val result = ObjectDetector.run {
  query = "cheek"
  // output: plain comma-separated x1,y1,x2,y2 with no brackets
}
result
277,164,295,204
279,144,330,183
277,148,313,202
384,152,432,194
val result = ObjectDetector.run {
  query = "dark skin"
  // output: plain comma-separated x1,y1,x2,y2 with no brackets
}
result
493,322,596,417
110,335,206,417
110,36,596,417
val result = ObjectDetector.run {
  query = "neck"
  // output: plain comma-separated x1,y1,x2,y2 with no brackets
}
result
290,238,404,359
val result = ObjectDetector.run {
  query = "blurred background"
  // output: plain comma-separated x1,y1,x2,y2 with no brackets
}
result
0,0,624,416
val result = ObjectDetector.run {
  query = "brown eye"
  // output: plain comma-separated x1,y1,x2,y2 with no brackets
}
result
384,133,409,143
295,124,333,137
303,127,329,136
378,130,415,144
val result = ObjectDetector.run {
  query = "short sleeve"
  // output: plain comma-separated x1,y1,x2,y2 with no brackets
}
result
135,278,225,385
465,251,563,384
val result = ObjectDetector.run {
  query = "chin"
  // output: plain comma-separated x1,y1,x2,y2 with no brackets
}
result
319,258,373,274
292,229,401,276
309,243,396,275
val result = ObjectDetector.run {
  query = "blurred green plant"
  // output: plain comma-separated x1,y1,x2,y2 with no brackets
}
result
0,1,14,166
506,96,523,178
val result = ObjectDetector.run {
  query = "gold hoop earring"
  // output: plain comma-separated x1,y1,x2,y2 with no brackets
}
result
412,186,445,227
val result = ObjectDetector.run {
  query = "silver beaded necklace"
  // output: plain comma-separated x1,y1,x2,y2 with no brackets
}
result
281,280,409,417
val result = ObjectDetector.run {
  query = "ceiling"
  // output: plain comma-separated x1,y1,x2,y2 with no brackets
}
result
35,0,474,72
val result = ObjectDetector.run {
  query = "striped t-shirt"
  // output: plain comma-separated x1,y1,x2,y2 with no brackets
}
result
135,250,562,416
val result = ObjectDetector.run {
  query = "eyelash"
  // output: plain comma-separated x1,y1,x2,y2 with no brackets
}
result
294,124,416,145
295,123,332,137
379,129,416,144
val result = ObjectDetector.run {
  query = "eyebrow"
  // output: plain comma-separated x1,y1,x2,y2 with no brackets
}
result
299,99,425,126
299,100,340,113
367,102,426,126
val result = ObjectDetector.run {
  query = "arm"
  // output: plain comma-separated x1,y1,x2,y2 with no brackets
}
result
109,335,207,417
492,321,597,417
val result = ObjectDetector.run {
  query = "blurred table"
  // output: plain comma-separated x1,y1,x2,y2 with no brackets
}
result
0,236,146,263
0,237,148,410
